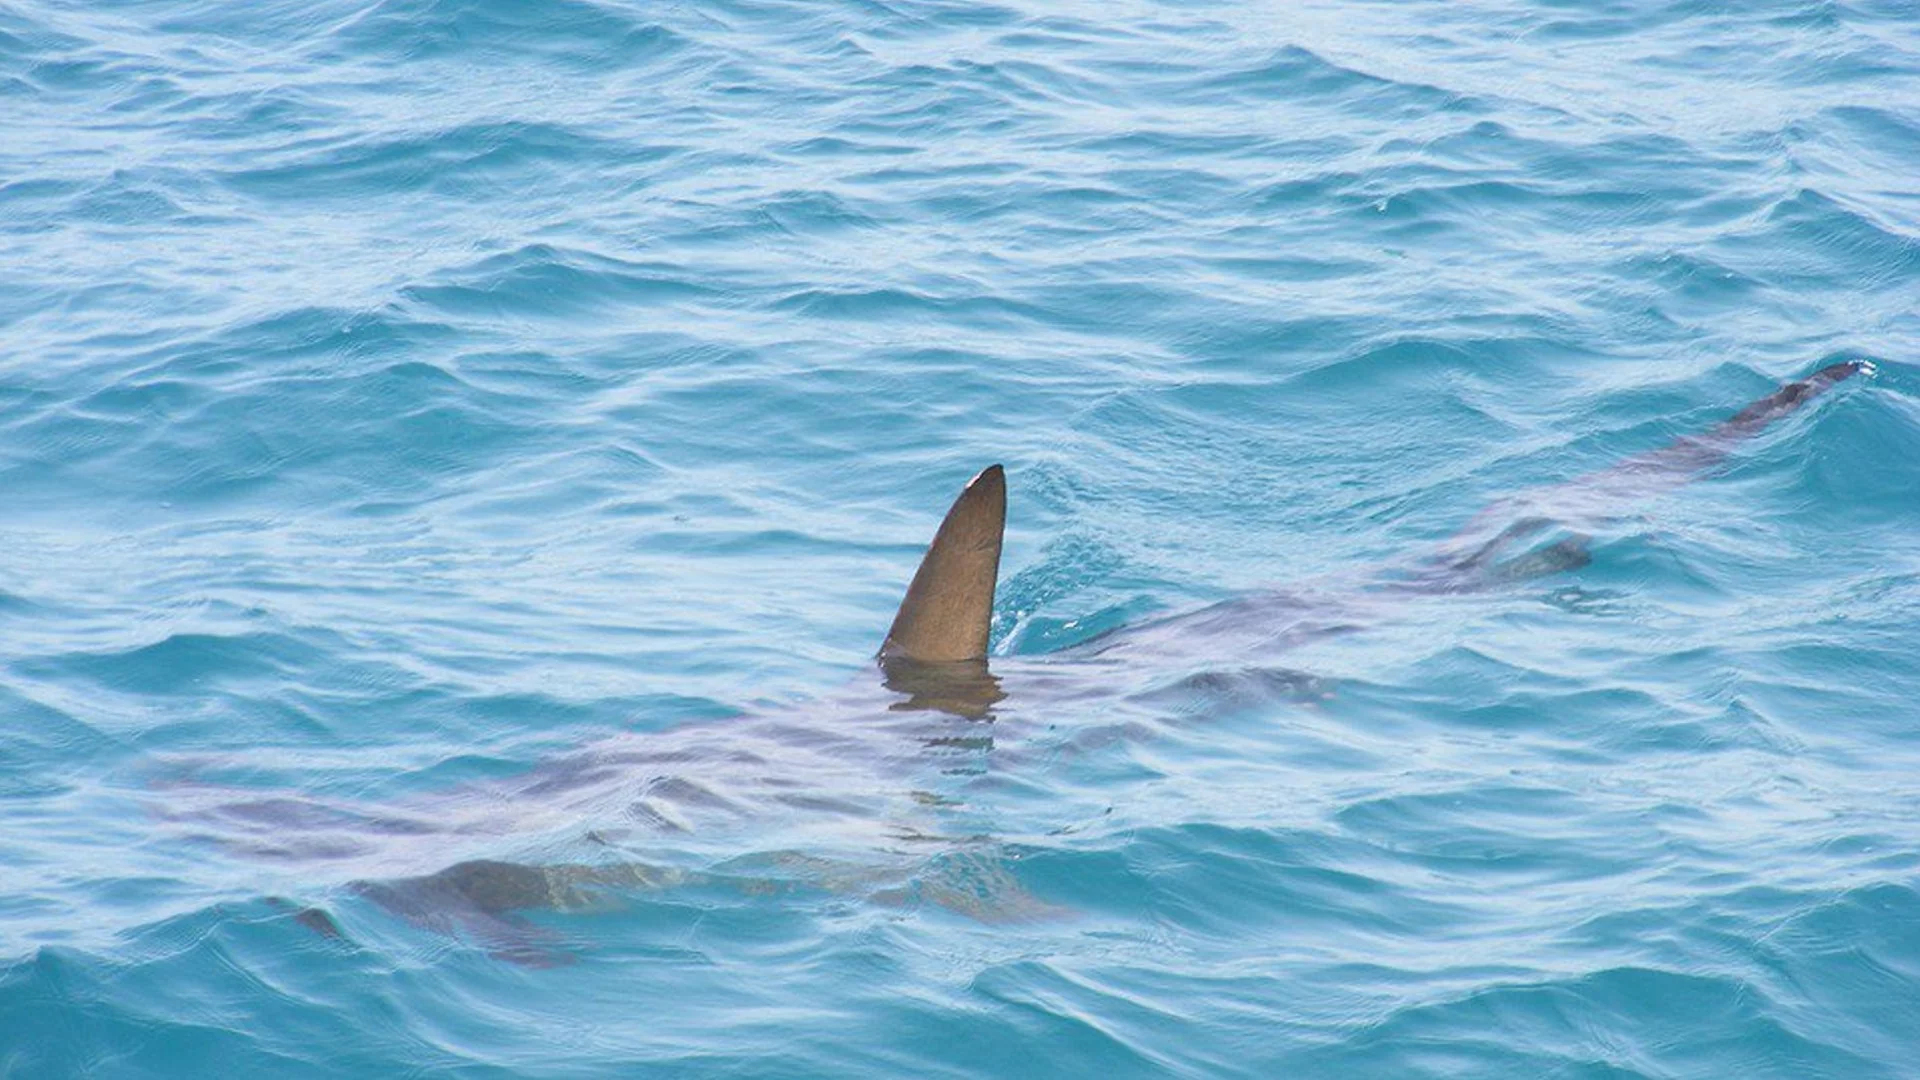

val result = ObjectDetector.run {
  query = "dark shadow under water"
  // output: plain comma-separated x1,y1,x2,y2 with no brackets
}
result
156,362,1869,963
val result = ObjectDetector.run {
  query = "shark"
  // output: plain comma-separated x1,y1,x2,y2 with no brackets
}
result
166,360,1868,962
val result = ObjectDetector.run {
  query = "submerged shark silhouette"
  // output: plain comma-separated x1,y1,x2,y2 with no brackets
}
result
192,361,1865,962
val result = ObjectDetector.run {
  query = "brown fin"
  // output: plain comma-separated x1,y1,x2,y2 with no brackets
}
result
879,465,1005,663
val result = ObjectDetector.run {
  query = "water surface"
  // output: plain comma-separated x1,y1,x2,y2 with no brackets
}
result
4,0,1920,1075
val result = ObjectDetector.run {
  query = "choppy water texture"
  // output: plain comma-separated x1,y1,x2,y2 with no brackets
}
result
5,0,1920,1075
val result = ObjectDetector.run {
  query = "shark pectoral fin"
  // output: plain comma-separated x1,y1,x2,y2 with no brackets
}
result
879,465,1006,663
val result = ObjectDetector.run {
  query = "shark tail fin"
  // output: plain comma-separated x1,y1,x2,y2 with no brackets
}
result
1707,360,1866,442
1621,359,1869,479
879,465,1006,663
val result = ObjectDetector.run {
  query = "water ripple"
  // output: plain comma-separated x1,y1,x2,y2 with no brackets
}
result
3,0,1919,1075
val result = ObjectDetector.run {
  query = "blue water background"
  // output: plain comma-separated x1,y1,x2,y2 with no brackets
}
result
5,0,1920,1075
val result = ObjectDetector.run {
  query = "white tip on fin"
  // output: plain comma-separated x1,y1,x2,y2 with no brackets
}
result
879,465,1006,663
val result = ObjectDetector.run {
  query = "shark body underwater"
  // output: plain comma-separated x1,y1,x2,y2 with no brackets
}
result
172,362,1867,963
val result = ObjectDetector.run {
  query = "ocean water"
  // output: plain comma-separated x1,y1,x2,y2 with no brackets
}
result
4,0,1920,1074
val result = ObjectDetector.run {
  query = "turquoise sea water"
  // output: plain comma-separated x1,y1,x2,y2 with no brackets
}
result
5,0,1920,1075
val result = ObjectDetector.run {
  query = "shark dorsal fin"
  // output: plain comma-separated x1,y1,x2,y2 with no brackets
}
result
879,465,1005,663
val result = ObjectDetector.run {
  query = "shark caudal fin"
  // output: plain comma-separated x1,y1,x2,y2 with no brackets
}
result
1705,360,1866,441
1409,360,1869,593
1626,359,1868,477
879,465,1006,663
